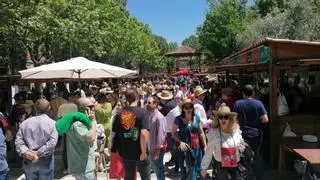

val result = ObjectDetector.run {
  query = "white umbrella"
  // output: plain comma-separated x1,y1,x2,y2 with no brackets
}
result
19,57,137,79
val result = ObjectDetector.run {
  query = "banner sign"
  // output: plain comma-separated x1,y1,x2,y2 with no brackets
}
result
233,45,270,65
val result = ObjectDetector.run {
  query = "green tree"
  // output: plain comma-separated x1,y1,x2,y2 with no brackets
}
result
254,0,290,17
0,0,161,74
153,35,169,55
237,0,320,48
182,35,201,51
198,0,253,63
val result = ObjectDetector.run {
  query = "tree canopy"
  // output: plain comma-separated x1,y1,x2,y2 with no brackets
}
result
197,0,254,63
237,0,320,48
182,35,201,51
0,0,162,74
196,0,320,64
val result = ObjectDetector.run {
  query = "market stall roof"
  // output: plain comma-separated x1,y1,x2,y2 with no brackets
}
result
165,46,199,57
19,57,137,79
215,38,320,72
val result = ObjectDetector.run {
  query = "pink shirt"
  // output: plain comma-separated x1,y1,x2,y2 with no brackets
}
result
148,110,167,152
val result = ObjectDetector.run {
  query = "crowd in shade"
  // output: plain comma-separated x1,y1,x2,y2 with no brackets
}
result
1,75,270,180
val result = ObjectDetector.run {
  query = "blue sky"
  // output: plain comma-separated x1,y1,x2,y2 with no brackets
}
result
127,0,254,45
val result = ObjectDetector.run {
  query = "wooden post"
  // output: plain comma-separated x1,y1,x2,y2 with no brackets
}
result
226,71,230,87
269,42,279,169
239,69,244,88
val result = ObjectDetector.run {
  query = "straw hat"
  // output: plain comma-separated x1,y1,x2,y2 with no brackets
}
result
214,104,237,116
180,98,193,108
22,100,34,108
137,88,146,96
194,86,207,97
147,81,153,86
157,90,173,100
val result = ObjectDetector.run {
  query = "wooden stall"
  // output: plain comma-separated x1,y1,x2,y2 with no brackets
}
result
214,38,320,169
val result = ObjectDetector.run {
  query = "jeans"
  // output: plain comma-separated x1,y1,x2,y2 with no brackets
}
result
23,156,54,180
0,169,9,180
244,135,263,180
179,148,202,180
151,153,165,180
63,135,68,170
122,158,151,180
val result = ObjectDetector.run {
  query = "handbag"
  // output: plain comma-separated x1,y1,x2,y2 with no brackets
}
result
277,93,289,116
160,137,168,153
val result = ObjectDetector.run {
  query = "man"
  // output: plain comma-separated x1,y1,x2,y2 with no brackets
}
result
58,97,97,179
113,88,150,180
57,92,79,119
233,84,268,179
157,90,180,170
57,92,79,174
15,99,58,179
146,96,166,180
193,86,212,128
51,88,67,120
143,86,154,105
175,84,189,101
233,84,269,151
119,85,127,99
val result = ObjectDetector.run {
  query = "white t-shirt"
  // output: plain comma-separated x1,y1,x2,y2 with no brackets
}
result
165,106,181,133
194,103,212,127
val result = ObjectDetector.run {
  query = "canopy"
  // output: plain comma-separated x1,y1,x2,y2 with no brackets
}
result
173,69,192,76
19,57,137,79
165,46,199,57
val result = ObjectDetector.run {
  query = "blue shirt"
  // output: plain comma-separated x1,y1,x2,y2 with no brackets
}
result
174,115,201,144
0,128,8,171
234,99,267,137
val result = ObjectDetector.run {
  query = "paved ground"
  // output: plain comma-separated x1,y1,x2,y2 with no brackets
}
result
9,148,300,180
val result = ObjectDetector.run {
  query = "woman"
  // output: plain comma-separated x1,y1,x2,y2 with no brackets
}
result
172,99,207,180
109,101,126,180
95,93,112,172
201,104,248,180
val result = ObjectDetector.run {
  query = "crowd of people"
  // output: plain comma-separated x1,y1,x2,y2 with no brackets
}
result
0,75,270,180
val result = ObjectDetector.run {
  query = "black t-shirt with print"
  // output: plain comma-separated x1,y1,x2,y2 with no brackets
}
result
112,106,149,161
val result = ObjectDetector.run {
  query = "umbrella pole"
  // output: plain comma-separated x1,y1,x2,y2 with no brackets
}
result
78,70,81,88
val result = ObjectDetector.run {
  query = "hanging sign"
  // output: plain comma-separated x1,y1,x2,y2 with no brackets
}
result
233,45,270,65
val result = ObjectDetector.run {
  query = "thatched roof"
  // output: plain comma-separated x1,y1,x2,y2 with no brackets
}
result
165,46,199,57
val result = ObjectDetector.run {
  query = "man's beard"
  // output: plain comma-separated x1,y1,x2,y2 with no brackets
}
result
146,105,153,112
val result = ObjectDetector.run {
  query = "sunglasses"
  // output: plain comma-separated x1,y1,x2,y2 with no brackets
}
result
183,105,193,110
218,115,230,120
86,105,95,110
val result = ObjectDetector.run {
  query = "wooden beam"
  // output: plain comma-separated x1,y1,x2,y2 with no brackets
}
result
269,42,279,169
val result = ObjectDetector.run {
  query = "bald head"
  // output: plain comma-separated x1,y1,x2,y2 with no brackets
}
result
77,98,94,112
35,98,51,114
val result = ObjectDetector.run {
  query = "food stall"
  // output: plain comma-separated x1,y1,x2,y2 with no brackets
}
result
213,38,320,172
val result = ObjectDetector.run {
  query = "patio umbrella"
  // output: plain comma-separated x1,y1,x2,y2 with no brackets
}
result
173,69,193,76
19,57,137,79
